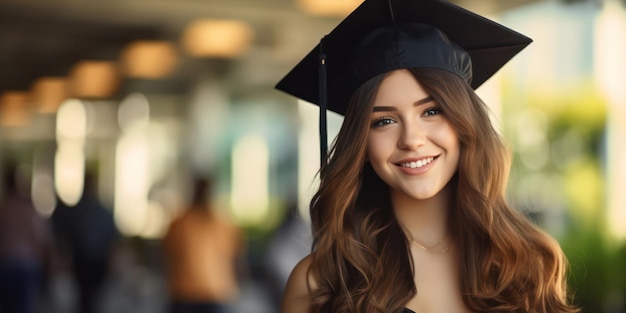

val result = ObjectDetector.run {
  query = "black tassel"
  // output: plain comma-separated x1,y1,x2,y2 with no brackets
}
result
318,36,328,170
387,0,396,23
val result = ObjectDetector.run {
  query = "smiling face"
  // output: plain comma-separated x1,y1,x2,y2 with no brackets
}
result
366,69,460,202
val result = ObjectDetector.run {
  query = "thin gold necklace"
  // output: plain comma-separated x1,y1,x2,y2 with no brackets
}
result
407,234,450,253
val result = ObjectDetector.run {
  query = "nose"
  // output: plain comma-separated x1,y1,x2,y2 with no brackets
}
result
397,121,427,150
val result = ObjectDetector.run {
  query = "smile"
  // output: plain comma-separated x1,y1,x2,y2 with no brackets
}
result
399,157,435,169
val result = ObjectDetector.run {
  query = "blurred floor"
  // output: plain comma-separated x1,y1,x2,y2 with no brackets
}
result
40,268,277,313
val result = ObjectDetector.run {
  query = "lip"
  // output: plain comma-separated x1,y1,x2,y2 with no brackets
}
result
394,155,439,175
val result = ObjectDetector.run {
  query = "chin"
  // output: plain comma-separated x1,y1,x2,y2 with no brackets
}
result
394,187,439,201
408,192,438,201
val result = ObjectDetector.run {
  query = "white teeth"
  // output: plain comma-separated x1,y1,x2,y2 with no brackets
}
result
401,157,434,168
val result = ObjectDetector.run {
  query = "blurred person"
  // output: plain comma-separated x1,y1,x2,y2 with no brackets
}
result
163,175,246,313
0,161,53,313
264,201,311,308
51,171,120,313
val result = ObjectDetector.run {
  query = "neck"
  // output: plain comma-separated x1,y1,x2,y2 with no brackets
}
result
392,182,453,247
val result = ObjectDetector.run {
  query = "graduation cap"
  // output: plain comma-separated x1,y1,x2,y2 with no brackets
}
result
275,0,532,165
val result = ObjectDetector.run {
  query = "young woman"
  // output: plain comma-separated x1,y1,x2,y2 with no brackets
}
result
276,1,579,312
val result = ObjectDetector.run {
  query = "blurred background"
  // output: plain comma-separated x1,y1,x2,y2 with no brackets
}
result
0,0,624,312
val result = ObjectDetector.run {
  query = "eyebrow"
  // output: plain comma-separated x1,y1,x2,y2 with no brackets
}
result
372,96,434,112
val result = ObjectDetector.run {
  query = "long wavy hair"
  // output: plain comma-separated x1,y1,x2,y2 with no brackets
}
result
307,68,579,313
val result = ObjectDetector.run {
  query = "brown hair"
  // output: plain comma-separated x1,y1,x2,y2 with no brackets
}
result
307,68,578,313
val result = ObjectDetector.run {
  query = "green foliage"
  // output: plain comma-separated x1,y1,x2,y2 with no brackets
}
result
561,227,626,312
501,79,625,312
502,82,607,230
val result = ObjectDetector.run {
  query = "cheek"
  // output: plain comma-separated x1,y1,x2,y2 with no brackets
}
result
429,123,460,153
366,135,390,163
440,129,461,164
433,123,458,143
450,141,461,169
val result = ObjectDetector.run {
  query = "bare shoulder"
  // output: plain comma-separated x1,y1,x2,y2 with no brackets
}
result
280,253,317,313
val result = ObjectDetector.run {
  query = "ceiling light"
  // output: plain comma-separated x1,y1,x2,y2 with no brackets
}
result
120,41,178,79
181,19,253,58
31,77,69,114
69,61,119,99
0,91,31,127
298,0,363,16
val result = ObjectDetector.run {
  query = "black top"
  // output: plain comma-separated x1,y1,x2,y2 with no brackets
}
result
404,309,416,313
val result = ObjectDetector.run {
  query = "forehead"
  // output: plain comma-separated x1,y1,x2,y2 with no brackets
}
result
373,69,429,106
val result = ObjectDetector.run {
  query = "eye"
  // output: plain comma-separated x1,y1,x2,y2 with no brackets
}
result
371,116,396,128
422,106,442,117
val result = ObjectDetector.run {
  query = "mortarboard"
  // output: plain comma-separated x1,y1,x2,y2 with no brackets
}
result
275,0,532,165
